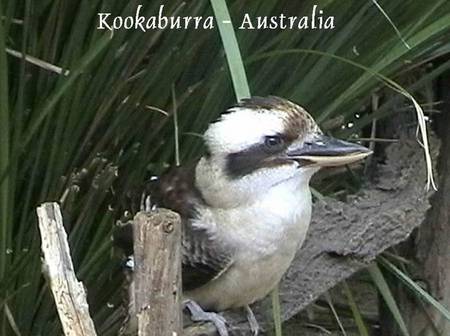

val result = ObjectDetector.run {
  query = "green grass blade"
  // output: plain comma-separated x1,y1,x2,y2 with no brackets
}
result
342,281,370,336
368,263,410,336
380,257,450,323
0,8,11,282
371,0,411,49
210,0,250,100
271,286,283,336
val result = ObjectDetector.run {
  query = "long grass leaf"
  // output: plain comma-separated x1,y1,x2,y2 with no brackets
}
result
0,8,10,282
371,0,411,49
380,257,450,323
210,0,250,100
342,281,370,336
368,263,410,336
271,286,283,336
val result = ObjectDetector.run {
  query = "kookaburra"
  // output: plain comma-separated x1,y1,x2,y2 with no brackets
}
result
116,96,371,335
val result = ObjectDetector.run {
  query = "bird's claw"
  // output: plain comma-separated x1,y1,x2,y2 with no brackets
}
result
245,305,260,336
140,193,154,212
183,299,229,336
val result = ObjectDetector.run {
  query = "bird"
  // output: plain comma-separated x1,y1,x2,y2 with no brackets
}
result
115,96,371,335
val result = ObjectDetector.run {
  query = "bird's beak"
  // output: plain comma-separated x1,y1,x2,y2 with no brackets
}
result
285,134,372,167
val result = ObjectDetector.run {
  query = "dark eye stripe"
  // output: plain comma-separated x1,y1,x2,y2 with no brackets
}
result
225,137,289,178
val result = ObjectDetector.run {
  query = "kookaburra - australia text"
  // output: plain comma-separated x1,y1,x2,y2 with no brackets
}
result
115,96,372,335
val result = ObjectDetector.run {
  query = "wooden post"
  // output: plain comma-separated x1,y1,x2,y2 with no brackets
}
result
37,202,97,336
133,209,182,336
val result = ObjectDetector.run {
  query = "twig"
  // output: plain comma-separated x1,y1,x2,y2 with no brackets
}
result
0,16,23,24
36,202,97,336
144,105,169,116
6,48,69,75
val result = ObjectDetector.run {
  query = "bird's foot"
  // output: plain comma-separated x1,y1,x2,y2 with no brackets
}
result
245,305,260,336
183,299,229,336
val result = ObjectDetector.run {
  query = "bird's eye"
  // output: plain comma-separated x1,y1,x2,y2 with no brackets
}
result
264,135,284,151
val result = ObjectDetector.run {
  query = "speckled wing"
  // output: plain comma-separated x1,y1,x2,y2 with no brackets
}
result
156,166,235,291
115,165,234,291
181,223,234,291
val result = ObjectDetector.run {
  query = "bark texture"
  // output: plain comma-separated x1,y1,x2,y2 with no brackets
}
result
37,202,98,336
415,73,450,335
133,210,182,336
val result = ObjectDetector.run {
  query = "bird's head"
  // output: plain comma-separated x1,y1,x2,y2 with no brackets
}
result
196,96,371,208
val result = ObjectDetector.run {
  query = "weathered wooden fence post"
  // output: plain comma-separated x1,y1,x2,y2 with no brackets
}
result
133,209,182,336
37,202,98,336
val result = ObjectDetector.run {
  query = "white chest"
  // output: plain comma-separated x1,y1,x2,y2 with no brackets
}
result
222,178,311,255
230,183,311,302
188,178,312,310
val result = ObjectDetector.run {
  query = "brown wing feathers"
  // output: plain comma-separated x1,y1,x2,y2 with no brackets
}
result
114,165,234,291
